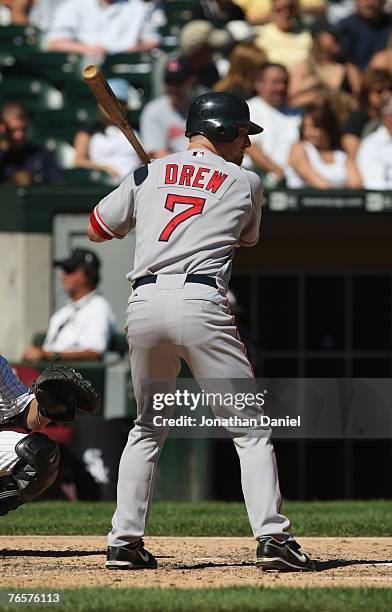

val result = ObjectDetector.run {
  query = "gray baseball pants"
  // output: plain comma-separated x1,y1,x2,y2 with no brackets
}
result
108,276,290,547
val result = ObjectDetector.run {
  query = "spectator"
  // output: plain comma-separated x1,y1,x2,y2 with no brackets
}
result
246,63,301,183
253,0,313,72
1,1,65,28
179,20,230,89
29,0,67,31
286,103,354,187
0,0,12,24
143,0,166,28
140,57,194,158
0,102,61,186
338,0,392,70
74,79,141,182
233,0,326,24
47,0,159,58
341,68,392,181
327,0,355,23
214,42,267,99
22,249,116,363
289,18,361,119
1,0,38,25
370,40,392,72
356,96,392,188
192,0,245,26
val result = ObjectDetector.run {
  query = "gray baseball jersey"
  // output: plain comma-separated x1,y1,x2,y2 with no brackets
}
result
90,148,263,285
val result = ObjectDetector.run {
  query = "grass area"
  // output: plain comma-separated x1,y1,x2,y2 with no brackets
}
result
0,588,391,611
0,500,391,537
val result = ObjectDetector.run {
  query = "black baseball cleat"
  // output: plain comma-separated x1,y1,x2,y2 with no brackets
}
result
256,536,313,571
105,539,157,570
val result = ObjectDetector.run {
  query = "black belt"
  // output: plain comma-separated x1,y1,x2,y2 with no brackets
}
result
133,274,217,290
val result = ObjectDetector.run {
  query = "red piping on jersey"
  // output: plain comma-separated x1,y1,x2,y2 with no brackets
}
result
90,210,113,240
93,206,125,239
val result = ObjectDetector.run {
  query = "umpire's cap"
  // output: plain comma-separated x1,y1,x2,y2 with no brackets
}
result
185,92,263,144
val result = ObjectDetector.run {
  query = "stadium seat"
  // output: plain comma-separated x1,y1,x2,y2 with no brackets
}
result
0,78,63,112
31,108,95,145
44,138,75,170
158,24,180,53
60,168,116,186
0,24,42,55
62,80,103,113
164,0,196,26
24,134,75,169
0,49,15,68
102,52,155,102
26,52,85,86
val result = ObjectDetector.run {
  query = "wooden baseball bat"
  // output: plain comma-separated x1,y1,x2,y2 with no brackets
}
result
83,64,150,166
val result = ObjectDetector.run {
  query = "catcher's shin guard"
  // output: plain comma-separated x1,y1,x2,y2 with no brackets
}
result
0,433,59,515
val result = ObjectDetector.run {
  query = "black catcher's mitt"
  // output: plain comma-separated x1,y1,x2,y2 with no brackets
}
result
32,365,101,423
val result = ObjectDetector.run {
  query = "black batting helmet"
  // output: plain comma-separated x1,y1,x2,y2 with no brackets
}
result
185,92,263,143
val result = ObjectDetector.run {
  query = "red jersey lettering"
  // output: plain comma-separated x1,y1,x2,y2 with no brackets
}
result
159,194,206,241
206,171,228,194
192,167,209,189
165,164,178,184
179,164,195,186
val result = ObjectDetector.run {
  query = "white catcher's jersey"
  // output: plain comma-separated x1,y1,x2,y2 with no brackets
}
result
90,148,263,284
0,355,34,426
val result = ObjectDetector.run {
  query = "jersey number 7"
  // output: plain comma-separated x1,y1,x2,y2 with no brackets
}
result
158,194,206,242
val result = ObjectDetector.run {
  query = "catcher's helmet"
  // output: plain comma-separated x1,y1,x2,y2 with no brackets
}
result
185,92,264,143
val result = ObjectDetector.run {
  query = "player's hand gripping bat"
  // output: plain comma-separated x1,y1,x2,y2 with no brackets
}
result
83,65,150,166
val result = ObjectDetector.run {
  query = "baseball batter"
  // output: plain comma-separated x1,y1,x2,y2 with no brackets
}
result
88,92,312,571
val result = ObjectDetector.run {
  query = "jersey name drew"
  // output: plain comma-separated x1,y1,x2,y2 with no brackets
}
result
159,163,235,199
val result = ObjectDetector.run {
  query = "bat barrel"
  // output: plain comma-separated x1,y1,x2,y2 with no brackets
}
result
83,65,100,81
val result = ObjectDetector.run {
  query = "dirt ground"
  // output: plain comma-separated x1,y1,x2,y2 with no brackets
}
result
0,537,391,589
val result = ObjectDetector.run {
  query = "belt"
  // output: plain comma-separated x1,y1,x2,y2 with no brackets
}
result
132,274,217,290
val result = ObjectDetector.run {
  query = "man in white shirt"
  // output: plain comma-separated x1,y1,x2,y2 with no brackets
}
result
140,56,194,159
357,97,392,190
246,63,301,184
47,0,159,58
22,249,116,362
29,0,66,31
74,78,142,182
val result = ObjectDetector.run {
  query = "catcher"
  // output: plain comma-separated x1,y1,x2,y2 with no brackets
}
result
0,354,100,515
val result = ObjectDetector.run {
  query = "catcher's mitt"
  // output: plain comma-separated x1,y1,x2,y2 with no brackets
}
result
32,365,101,423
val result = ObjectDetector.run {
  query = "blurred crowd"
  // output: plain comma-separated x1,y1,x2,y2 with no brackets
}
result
0,0,391,189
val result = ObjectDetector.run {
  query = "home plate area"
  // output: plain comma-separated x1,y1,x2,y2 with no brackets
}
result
0,537,391,589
